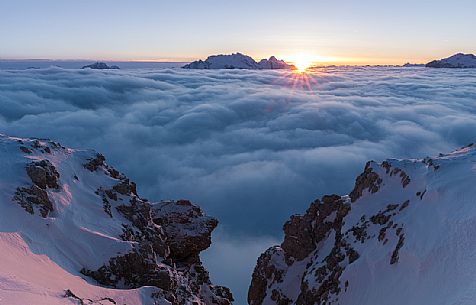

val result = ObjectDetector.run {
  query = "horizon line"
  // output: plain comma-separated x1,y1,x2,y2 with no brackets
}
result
0,57,430,66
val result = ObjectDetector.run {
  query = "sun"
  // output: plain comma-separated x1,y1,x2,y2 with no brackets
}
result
290,54,315,72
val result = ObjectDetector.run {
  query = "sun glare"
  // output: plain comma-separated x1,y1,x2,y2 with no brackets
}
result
292,54,314,72
289,53,316,73
286,53,340,72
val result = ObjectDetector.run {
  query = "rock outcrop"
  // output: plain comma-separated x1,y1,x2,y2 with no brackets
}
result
0,134,232,305
249,144,476,305
183,53,295,70
426,53,476,68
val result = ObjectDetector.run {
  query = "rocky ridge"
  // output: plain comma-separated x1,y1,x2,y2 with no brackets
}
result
0,134,232,305
249,143,476,305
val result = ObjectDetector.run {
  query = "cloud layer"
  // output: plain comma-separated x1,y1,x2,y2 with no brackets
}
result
1,66,476,304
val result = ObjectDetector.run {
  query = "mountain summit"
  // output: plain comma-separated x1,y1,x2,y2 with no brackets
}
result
0,134,232,305
182,53,295,70
249,143,476,305
426,53,476,68
82,62,120,69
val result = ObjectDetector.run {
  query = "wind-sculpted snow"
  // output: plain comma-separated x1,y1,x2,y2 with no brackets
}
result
1,66,476,304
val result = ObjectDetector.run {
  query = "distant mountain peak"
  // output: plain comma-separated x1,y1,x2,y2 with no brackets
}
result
183,53,295,70
82,62,120,69
426,53,476,68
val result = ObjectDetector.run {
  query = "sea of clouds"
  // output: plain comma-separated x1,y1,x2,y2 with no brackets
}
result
1,66,476,304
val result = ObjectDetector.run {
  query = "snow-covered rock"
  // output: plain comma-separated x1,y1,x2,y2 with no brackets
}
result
182,53,295,70
82,62,120,69
249,143,476,305
426,53,476,68
0,134,232,305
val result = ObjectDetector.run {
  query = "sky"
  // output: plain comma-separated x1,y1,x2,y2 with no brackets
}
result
1,0,475,65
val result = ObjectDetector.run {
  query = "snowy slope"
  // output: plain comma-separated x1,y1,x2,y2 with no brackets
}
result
0,134,232,305
426,53,476,68
182,53,295,70
249,143,476,305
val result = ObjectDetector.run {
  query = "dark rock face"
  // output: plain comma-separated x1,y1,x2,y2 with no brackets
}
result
112,179,137,196
349,162,382,202
390,234,405,265
248,247,285,305
13,159,60,218
384,163,411,188
282,195,350,264
84,153,106,171
82,246,175,291
13,185,53,217
81,62,120,69
249,159,415,305
26,160,60,189
152,199,218,261
249,195,353,305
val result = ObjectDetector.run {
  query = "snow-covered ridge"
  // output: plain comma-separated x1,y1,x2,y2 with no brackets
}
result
249,143,476,305
0,134,232,305
426,53,476,68
182,53,295,70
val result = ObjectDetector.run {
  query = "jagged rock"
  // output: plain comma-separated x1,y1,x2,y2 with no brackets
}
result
248,246,287,305
349,162,382,202
152,199,218,260
26,159,60,189
249,195,354,305
13,185,53,217
282,195,350,263
84,153,106,171
112,179,137,196
82,245,175,291
11,159,59,217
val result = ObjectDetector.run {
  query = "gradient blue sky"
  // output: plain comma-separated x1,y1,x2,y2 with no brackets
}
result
1,0,475,64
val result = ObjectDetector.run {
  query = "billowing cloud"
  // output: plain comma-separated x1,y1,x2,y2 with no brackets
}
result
1,66,476,304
